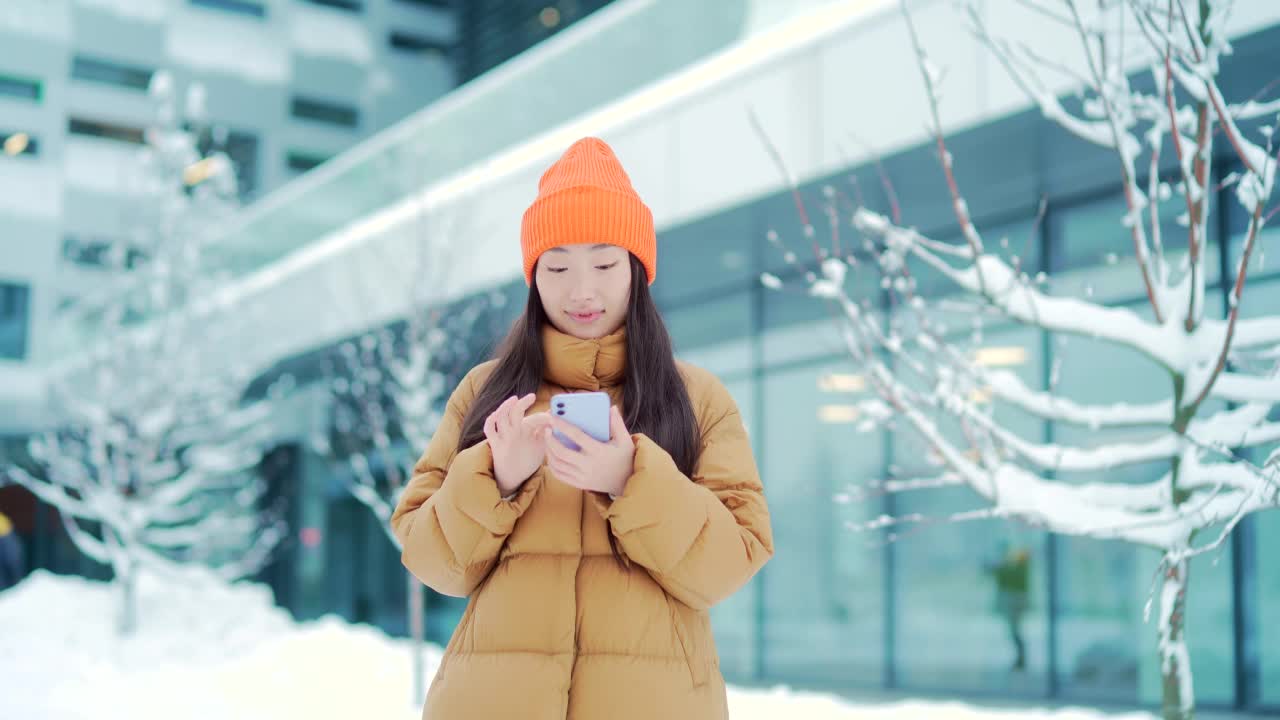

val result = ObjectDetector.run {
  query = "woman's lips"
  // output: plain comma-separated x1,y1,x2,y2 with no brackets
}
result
568,311,603,324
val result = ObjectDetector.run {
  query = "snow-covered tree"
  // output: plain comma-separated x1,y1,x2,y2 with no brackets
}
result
316,300,491,548
310,204,498,705
1,71,286,635
757,2,1279,718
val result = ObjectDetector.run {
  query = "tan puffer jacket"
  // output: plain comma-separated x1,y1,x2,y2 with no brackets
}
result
390,325,773,720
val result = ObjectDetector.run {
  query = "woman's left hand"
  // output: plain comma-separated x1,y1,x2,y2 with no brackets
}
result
544,406,635,497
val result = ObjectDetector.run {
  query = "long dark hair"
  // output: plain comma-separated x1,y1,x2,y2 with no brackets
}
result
456,255,699,563
458,254,699,473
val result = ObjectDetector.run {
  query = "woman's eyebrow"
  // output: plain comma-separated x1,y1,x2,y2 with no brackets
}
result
545,244,613,253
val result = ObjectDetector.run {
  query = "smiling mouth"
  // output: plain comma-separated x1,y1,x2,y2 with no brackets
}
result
568,310,603,323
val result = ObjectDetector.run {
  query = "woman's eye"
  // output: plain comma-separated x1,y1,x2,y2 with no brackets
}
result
546,267,567,273
595,262,619,271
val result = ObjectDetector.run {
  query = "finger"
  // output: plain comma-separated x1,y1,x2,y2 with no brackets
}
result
515,393,537,414
547,459,582,488
544,431,584,468
523,412,551,435
608,406,630,445
496,394,517,427
501,392,527,430
506,393,535,429
548,417,598,453
491,396,516,431
534,423,551,444
483,408,500,440
546,453,569,475
544,451,568,477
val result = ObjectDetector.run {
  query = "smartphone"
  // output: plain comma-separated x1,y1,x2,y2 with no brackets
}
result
550,391,611,451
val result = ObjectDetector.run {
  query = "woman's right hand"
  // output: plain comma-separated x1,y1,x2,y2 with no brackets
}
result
484,394,551,496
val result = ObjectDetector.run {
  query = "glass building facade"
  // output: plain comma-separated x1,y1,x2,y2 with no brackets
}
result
276,22,1274,712
238,56,1279,712
3,8,1277,718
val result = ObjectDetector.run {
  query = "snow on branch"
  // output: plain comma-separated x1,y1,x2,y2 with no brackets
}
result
854,213,1181,365
312,202,490,552
983,368,1172,427
752,0,1280,573
2,71,287,634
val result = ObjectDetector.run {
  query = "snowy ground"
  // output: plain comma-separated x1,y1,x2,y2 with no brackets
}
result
0,570,1158,720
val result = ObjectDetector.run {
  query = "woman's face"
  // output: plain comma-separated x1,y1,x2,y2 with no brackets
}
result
536,243,632,339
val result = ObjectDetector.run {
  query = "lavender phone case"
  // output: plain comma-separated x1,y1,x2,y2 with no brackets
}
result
550,391,612,451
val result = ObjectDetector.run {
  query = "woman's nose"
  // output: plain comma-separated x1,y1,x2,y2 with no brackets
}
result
568,279,597,302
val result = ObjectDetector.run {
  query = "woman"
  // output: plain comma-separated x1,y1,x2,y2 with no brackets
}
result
390,137,773,720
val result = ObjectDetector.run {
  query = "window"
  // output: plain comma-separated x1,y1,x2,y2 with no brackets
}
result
760,249,883,370
291,96,359,129
709,376,759,681
71,55,154,91
1046,312,1162,705
1047,292,1235,705
195,128,259,201
67,117,145,145
1,131,38,158
286,150,331,174
388,31,451,56
1230,276,1280,706
663,293,752,377
0,282,30,361
1051,538,1236,705
188,0,266,17
655,205,756,306
63,236,149,269
394,0,451,9
887,324,1049,693
760,359,887,685
1257,483,1280,706
1050,190,1221,305
0,73,42,102
303,0,362,9
302,0,360,9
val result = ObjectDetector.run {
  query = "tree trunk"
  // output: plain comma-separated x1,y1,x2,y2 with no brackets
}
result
1158,558,1194,720
408,571,426,705
117,556,138,637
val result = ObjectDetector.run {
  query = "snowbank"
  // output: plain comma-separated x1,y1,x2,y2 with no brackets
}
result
0,571,1156,720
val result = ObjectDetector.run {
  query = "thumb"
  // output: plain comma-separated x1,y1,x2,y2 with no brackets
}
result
608,406,630,445
523,411,551,432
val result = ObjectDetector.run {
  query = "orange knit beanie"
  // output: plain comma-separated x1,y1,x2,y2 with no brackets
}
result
521,137,656,286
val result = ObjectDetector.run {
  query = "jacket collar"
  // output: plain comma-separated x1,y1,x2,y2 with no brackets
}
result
542,324,627,391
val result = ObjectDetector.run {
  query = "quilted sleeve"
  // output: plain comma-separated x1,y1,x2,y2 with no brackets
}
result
591,379,773,610
390,367,541,597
